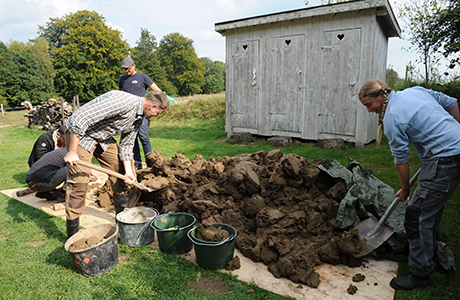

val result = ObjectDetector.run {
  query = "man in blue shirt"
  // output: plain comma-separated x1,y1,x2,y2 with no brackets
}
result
118,57,162,170
359,79,460,291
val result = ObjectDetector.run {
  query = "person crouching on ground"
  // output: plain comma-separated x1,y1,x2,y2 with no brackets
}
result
64,90,169,238
26,148,68,202
358,79,460,291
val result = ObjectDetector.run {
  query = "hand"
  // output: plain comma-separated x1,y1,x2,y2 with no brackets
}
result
90,169,100,179
124,172,135,186
64,152,79,166
395,188,410,201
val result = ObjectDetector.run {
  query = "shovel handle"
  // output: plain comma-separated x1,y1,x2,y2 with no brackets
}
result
77,160,151,192
78,160,130,181
368,167,421,237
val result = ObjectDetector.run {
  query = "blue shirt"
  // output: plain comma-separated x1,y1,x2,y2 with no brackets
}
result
118,72,154,97
384,86,460,164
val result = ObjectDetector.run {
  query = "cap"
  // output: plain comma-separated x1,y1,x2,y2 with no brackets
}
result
58,125,65,135
121,57,134,68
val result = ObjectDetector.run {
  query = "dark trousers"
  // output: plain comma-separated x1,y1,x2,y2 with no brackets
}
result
405,155,460,277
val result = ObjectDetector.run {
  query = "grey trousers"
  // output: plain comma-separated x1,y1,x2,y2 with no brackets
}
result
405,155,460,277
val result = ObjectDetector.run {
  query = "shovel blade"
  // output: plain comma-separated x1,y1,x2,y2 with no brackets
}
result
353,216,394,257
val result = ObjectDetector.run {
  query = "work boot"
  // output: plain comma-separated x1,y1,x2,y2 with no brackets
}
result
35,191,58,201
56,188,65,203
390,273,431,291
134,161,143,171
66,217,80,238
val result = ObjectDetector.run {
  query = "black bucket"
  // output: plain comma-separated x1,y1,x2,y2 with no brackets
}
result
151,212,196,254
116,207,158,247
188,223,237,270
64,223,118,277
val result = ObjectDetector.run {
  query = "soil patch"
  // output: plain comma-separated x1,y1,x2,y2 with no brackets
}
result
68,226,116,252
196,223,231,242
135,149,366,288
188,275,233,296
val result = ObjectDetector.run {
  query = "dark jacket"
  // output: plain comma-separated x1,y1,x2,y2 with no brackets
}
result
28,130,57,167
26,148,67,184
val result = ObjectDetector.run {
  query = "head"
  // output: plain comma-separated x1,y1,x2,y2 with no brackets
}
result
143,90,170,119
56,125,66,148
359,79,393,145
358,79,392,115
121,57,136,76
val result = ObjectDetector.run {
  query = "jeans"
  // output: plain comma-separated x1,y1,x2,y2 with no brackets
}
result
133,117,152,163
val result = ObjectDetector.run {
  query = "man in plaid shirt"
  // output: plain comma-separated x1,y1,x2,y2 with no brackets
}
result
64,89,169,238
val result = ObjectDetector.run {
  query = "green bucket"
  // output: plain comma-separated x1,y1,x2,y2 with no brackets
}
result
188,223,237,270
151,212,196,254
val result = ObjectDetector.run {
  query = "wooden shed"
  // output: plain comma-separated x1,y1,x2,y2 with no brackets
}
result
215,0,401,145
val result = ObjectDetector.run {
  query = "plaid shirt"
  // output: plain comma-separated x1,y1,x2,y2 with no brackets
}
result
66,90,144,161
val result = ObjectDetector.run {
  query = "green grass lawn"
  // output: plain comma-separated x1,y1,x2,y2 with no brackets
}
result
0,93,459,299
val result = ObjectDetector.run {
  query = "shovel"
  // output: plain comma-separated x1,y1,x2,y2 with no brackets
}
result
353,168,421,257
78,161,156,193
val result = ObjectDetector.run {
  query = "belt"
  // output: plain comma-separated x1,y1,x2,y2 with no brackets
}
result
439,154,460,163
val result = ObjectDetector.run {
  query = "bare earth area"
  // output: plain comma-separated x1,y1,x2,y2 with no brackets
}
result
97,149,369,289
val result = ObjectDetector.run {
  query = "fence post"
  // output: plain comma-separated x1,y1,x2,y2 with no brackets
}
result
61,98,65,125
1,104,3,117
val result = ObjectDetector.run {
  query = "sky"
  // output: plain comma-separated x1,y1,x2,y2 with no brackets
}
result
0,0,419,78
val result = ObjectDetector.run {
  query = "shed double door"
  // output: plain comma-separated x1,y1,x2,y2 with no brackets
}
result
318,28,361,137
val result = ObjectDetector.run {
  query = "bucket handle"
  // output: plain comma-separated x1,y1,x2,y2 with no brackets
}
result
187,226,233,246
152,211,182,232
136,208,160,241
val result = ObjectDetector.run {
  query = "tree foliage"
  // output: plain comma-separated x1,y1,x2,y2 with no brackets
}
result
0,42,53,107
25,38,56,101
132,28,177,96
200,57,225,94
158,33,205,96
38,10,130,102
432,0,460,72
397,0,447,85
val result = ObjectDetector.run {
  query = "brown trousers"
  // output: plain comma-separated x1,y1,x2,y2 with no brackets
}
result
65,131,132,220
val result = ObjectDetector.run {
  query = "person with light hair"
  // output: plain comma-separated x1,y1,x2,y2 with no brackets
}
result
359,79,460,291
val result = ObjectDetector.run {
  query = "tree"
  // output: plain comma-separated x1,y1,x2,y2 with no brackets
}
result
200,57,225,94
432,0,460,73
132,28,177,96
8,38,57,102
0,42,46,107
386,67,401,89
26,38,56,100
38,10,131,102
397,0,446,85
158,33,204,96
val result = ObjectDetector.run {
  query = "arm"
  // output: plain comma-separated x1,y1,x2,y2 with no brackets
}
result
123,160,135,185
394,162,411,201
149,83,161,92
447,102,460,123
35,143,53,162
64,131,81,166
